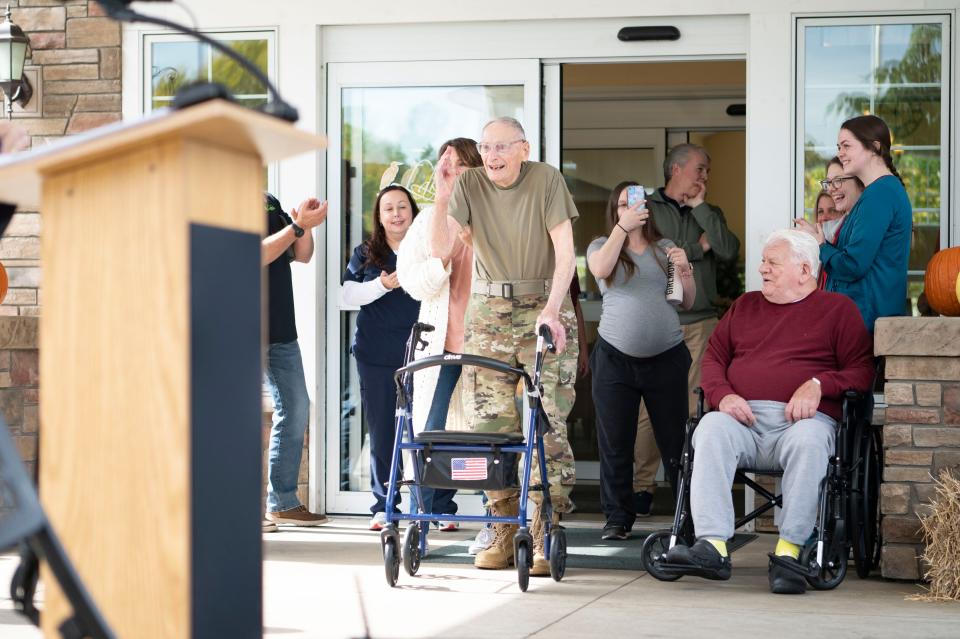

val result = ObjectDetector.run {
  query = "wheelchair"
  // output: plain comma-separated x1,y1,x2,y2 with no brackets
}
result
642,388,882,589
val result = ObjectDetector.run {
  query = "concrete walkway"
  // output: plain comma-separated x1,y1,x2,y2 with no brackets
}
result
2,517,958,638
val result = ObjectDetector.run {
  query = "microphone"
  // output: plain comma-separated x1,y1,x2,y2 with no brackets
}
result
95,1,299,122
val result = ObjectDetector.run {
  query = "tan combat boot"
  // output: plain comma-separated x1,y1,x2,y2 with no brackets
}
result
531,504,560,576
474,498,519,570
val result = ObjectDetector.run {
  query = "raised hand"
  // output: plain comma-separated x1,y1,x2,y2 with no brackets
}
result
618,201,649,232
293,198,328,229
434,146,458,204
794,217,826,245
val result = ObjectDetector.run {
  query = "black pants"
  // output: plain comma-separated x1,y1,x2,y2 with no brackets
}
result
357,359,402,514
590,336,691,530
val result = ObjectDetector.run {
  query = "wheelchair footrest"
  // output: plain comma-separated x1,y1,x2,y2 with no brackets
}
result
767,552,819,578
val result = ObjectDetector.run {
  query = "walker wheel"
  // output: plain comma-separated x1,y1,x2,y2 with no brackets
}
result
402,524,421,576
516,541,530,592
549,528,567,581
642,531,683,582
382,536,400,587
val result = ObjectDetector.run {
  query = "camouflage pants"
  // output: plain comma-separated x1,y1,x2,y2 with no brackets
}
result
462,292,577,513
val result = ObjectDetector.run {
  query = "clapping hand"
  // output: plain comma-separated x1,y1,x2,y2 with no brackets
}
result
291,198,328,230
794,217,826,245
379,270,400,289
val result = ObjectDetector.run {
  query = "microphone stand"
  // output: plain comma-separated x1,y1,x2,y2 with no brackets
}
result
97,0,298,122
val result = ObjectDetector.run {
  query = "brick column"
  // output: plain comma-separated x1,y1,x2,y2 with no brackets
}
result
0,317,39,479
3,1,121,318
875,317,960,580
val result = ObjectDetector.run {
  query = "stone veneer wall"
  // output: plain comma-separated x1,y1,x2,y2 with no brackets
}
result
875,317,960,581
2,1,120,318
0,318,39,484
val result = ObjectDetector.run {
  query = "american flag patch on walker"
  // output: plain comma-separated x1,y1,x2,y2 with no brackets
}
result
451,457,487,481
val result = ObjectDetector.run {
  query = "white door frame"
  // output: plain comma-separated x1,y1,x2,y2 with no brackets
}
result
324,59,541,514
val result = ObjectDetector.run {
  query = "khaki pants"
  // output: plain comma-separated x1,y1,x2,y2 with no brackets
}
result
632,316,719,493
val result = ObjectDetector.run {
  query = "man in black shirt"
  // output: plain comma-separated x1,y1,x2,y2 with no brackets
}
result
262,193,328,531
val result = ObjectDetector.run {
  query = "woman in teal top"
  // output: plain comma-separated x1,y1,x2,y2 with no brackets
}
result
802,115,912,333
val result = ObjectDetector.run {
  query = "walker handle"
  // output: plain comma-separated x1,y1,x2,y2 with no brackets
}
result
538,324,556,354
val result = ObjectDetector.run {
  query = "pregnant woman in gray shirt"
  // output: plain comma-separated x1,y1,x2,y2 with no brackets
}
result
587,181,696,541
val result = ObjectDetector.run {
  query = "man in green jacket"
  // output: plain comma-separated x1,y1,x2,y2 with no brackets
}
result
632,143,741,514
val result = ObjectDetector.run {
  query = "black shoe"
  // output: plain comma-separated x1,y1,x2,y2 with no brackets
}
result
601,524,630,541
633,491,654,517
664,539,732,581
768,557,807,594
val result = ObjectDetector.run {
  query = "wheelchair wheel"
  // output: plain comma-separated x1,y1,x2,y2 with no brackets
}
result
851,425,881,578
801,540,847,590
402,524,421,576
642,531,683,582
516,540,531,592
549,528,567,582
383,536,400,587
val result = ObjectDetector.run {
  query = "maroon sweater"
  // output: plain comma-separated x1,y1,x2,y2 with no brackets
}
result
701,289,874,420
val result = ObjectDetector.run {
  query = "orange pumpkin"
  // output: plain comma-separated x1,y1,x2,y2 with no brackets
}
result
0,263,7,305
925,247,960,316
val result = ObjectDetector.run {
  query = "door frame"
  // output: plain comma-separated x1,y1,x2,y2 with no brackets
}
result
323,59,542,514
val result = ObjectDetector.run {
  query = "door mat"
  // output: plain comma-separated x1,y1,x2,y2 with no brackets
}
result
422,527,757,571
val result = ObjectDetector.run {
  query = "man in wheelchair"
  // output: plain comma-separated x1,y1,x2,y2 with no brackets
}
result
664,229,874,594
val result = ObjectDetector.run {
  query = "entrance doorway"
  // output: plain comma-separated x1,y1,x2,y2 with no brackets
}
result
560,60,747,514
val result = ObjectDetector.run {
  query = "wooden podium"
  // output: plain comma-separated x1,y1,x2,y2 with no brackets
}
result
0,100,325,638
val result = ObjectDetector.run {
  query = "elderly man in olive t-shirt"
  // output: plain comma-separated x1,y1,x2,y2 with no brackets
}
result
431,117,579,575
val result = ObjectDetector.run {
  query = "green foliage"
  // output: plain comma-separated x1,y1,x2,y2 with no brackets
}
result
151,39,268,107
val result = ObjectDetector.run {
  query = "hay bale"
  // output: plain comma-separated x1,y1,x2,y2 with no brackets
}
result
910,470,960,601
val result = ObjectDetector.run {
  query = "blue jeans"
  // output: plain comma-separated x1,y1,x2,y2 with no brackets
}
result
419,364,461,517
264,341,309,513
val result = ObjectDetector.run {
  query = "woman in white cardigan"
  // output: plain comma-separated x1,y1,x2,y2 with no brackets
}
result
396,137,482,531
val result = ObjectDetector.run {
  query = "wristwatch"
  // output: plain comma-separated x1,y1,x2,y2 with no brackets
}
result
291,222,305,238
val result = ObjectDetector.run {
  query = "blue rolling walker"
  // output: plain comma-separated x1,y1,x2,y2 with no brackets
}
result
379,322,568,592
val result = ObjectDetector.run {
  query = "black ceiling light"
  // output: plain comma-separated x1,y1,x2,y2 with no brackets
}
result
617,26,681,42
726,104,746,116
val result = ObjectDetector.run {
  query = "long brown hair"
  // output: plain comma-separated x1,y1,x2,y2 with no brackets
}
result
364,184,419,270
438,137,482,168
840,115,903,185
601,181,663,287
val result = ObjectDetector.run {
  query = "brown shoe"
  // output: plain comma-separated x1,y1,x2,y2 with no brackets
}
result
474,523,518,569
531,505,559,577
262,519,278,533
266,505,329,526
474,498,519,570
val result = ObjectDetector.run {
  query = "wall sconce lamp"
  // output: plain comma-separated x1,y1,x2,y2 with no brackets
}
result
0,5,31,118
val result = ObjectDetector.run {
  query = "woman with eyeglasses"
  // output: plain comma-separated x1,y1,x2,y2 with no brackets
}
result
341,184,421,530
586,181,696,541
796,115,911,332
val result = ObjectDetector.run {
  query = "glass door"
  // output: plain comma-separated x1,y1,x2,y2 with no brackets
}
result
324,59,541,514
561,128,665,483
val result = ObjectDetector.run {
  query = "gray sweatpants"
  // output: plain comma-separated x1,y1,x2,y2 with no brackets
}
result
690,401,836,545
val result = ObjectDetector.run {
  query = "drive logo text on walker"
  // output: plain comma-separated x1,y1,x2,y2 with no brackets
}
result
451,458,487,481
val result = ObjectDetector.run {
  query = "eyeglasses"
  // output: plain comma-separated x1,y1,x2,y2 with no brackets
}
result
476,139,525,155
819,176,855,190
